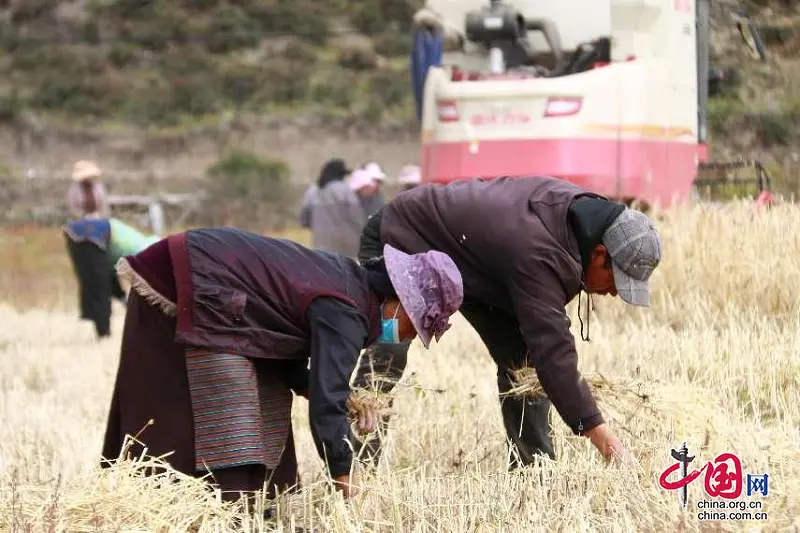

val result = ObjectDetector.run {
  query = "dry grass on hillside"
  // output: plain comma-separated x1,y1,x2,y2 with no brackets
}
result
0,202,799,532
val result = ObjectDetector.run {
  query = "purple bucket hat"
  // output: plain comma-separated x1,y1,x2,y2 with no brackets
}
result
383,244,464,349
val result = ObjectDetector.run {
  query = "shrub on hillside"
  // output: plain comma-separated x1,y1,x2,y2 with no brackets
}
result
374,33,412,57
219,39,317,107
11,44,107,75
247,0,331,45
347,0,423,35
0,90,22,124
379,0,424,32
205,4,262,54
710,94,800,149
88,0,161,20
308,70,361,108
256,58,312,104
118,72,180,125
16,45,125,117
167,75,223,117
0,22,21,53
177,0,219,10
758,22,800,56
204,150,291,229
30,71,127,117
280,37,317,64
348,2,383,35
334,35,378,70
81,20,103,45
117,75,221,124
153,46,224,116
218,62,269,107
707,96,742,135
9,0,58,24
752,112,797,148
115,4,192,52
106,42,140,68
366,67,409,107
159,45,217,75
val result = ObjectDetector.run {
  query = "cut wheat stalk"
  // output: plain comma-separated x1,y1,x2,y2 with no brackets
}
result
502,366,727,439
345,370,446,422
346,388,394,421
504,367,639,401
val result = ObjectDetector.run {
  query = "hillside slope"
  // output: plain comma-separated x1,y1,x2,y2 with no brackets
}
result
0,0,421,128
0,0,798,193
705,0,800,194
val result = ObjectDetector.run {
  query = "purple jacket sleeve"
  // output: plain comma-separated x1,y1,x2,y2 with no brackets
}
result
507,259,605,435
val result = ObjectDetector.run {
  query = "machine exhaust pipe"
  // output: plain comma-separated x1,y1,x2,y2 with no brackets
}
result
526,17,566,74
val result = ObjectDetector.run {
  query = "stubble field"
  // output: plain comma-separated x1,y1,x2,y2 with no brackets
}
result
0,201,798,532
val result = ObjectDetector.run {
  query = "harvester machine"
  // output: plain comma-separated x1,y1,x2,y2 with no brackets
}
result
410,0,773,208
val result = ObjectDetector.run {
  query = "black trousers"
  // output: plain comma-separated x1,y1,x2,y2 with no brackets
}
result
65,236,127,338
353,210,555,469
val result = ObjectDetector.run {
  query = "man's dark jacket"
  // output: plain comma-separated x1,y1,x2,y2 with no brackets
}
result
379,176,608,434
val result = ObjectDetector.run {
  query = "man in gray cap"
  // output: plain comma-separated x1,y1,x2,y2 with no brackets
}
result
354,175,661,469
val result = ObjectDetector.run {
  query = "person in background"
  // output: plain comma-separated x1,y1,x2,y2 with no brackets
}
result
351,162,387,218
298,181,318,223
397,165,422,192
67,160,111,220
298,158,365,258
63,217,160,338
347,165,419,456
103,227,464,505
353,175,661,470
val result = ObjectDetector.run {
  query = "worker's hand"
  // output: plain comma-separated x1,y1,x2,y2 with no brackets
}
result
348,398,379,435
584,423,638,468
333,473,360,499
609,441,639,468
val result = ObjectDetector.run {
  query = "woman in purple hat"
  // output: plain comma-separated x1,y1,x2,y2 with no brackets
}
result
101,226,463,505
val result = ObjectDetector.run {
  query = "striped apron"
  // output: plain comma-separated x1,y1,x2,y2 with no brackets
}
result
184,348,294,473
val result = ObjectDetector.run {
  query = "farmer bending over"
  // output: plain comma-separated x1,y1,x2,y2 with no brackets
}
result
63,217,160,338
354,175,661,468
101,227,463,502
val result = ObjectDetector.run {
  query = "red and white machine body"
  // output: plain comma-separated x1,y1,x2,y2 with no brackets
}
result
417,0,712,208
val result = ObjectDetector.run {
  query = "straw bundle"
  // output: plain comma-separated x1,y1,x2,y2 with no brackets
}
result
346,388,394,422
503,366,728,440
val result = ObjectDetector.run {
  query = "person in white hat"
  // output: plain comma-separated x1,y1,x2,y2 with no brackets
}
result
67,160,111,220
397,165,422,192
351,162,387,217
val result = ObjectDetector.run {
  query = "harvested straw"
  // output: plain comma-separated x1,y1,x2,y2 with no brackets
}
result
346,388,394,422
503,366,728,440
505,367,635,401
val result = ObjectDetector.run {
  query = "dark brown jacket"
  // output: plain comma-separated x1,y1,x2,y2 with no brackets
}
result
122,228,382,359
380,176,605,434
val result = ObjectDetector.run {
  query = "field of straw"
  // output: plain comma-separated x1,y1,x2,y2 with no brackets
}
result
0,201,799,532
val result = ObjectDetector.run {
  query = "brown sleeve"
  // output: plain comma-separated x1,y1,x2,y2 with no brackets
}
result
507,258,604,435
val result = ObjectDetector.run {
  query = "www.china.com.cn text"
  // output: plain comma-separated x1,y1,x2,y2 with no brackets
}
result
697,500,767,521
